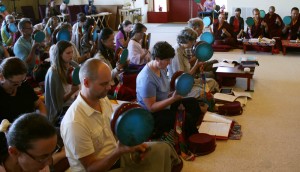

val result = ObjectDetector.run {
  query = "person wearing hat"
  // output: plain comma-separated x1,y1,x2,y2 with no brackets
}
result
229,8,245,39
264,6,283,38
60,58,182,172
127,23,150,65
282,7,300,40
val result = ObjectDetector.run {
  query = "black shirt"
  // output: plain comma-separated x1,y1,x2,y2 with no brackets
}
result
0,82,38,122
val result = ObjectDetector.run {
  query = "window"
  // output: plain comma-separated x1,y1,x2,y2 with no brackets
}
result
154,0,167,12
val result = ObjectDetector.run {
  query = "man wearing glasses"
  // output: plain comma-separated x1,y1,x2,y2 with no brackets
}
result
0,57,47,122
13,18,41,75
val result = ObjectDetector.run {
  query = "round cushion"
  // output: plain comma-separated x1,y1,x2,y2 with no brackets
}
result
188,133,216,156
111,103,154,146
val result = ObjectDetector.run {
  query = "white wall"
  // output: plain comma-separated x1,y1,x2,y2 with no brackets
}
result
227,0,300,18
65,0,149,23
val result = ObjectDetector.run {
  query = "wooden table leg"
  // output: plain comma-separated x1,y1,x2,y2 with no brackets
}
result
243,45,246,54
246,77,251,91
283,46,286,55
272,46,274,55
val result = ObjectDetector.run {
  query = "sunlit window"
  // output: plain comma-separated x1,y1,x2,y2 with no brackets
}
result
154,0,167,12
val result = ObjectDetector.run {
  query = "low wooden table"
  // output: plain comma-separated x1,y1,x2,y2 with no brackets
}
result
281,40,300,55
243,39,275,55
216,65,255,91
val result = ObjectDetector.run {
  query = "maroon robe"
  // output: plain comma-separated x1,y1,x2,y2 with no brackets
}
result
283,18,300,40
246,18,266,38
264,13,283,38
213,21,236,46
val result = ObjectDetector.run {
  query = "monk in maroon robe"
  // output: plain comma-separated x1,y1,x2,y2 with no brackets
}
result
246,8,268,38
282,7,300,40
264,6,283,38
212,13,236,46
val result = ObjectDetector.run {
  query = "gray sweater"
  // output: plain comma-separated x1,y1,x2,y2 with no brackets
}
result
45,61,79,123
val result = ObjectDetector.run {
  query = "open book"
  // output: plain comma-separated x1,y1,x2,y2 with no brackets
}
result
214,91,251,101
213,59,240,68
198,111,234,140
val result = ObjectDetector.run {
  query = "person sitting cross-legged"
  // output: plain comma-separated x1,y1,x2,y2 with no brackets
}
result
60,58,183,172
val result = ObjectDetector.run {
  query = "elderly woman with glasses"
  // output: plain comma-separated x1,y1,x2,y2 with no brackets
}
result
0,113,66,172
0,57,47,123
168,28,219,97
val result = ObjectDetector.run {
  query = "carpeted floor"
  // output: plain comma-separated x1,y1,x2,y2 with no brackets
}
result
146,23,300,172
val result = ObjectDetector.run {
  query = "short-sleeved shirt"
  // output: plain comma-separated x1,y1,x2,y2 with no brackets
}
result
14,36,35,73
136,64,169,110
60,94,117,172
0,82,38,122
115,31,125,51
204,0,216,12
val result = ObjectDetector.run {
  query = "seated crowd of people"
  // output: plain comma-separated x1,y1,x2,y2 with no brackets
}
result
196,4,300,51
0,2,299,171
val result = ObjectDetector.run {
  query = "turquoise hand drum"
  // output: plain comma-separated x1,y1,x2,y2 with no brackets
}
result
260,10,266,18
56,29,71,42
203,17,212,27
34,31,46,43
283,16,292,25
200,32,215,45
175,73,194,96
246,17,254,26
63,0,70,4
8,23,18,33
93,26,99,42
67,67,80,86
111,103,154,146
0,5,7,13
194,41,214,62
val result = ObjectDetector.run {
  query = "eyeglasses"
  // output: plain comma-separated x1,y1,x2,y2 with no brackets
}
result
7,78,27,86
23,144,61,164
